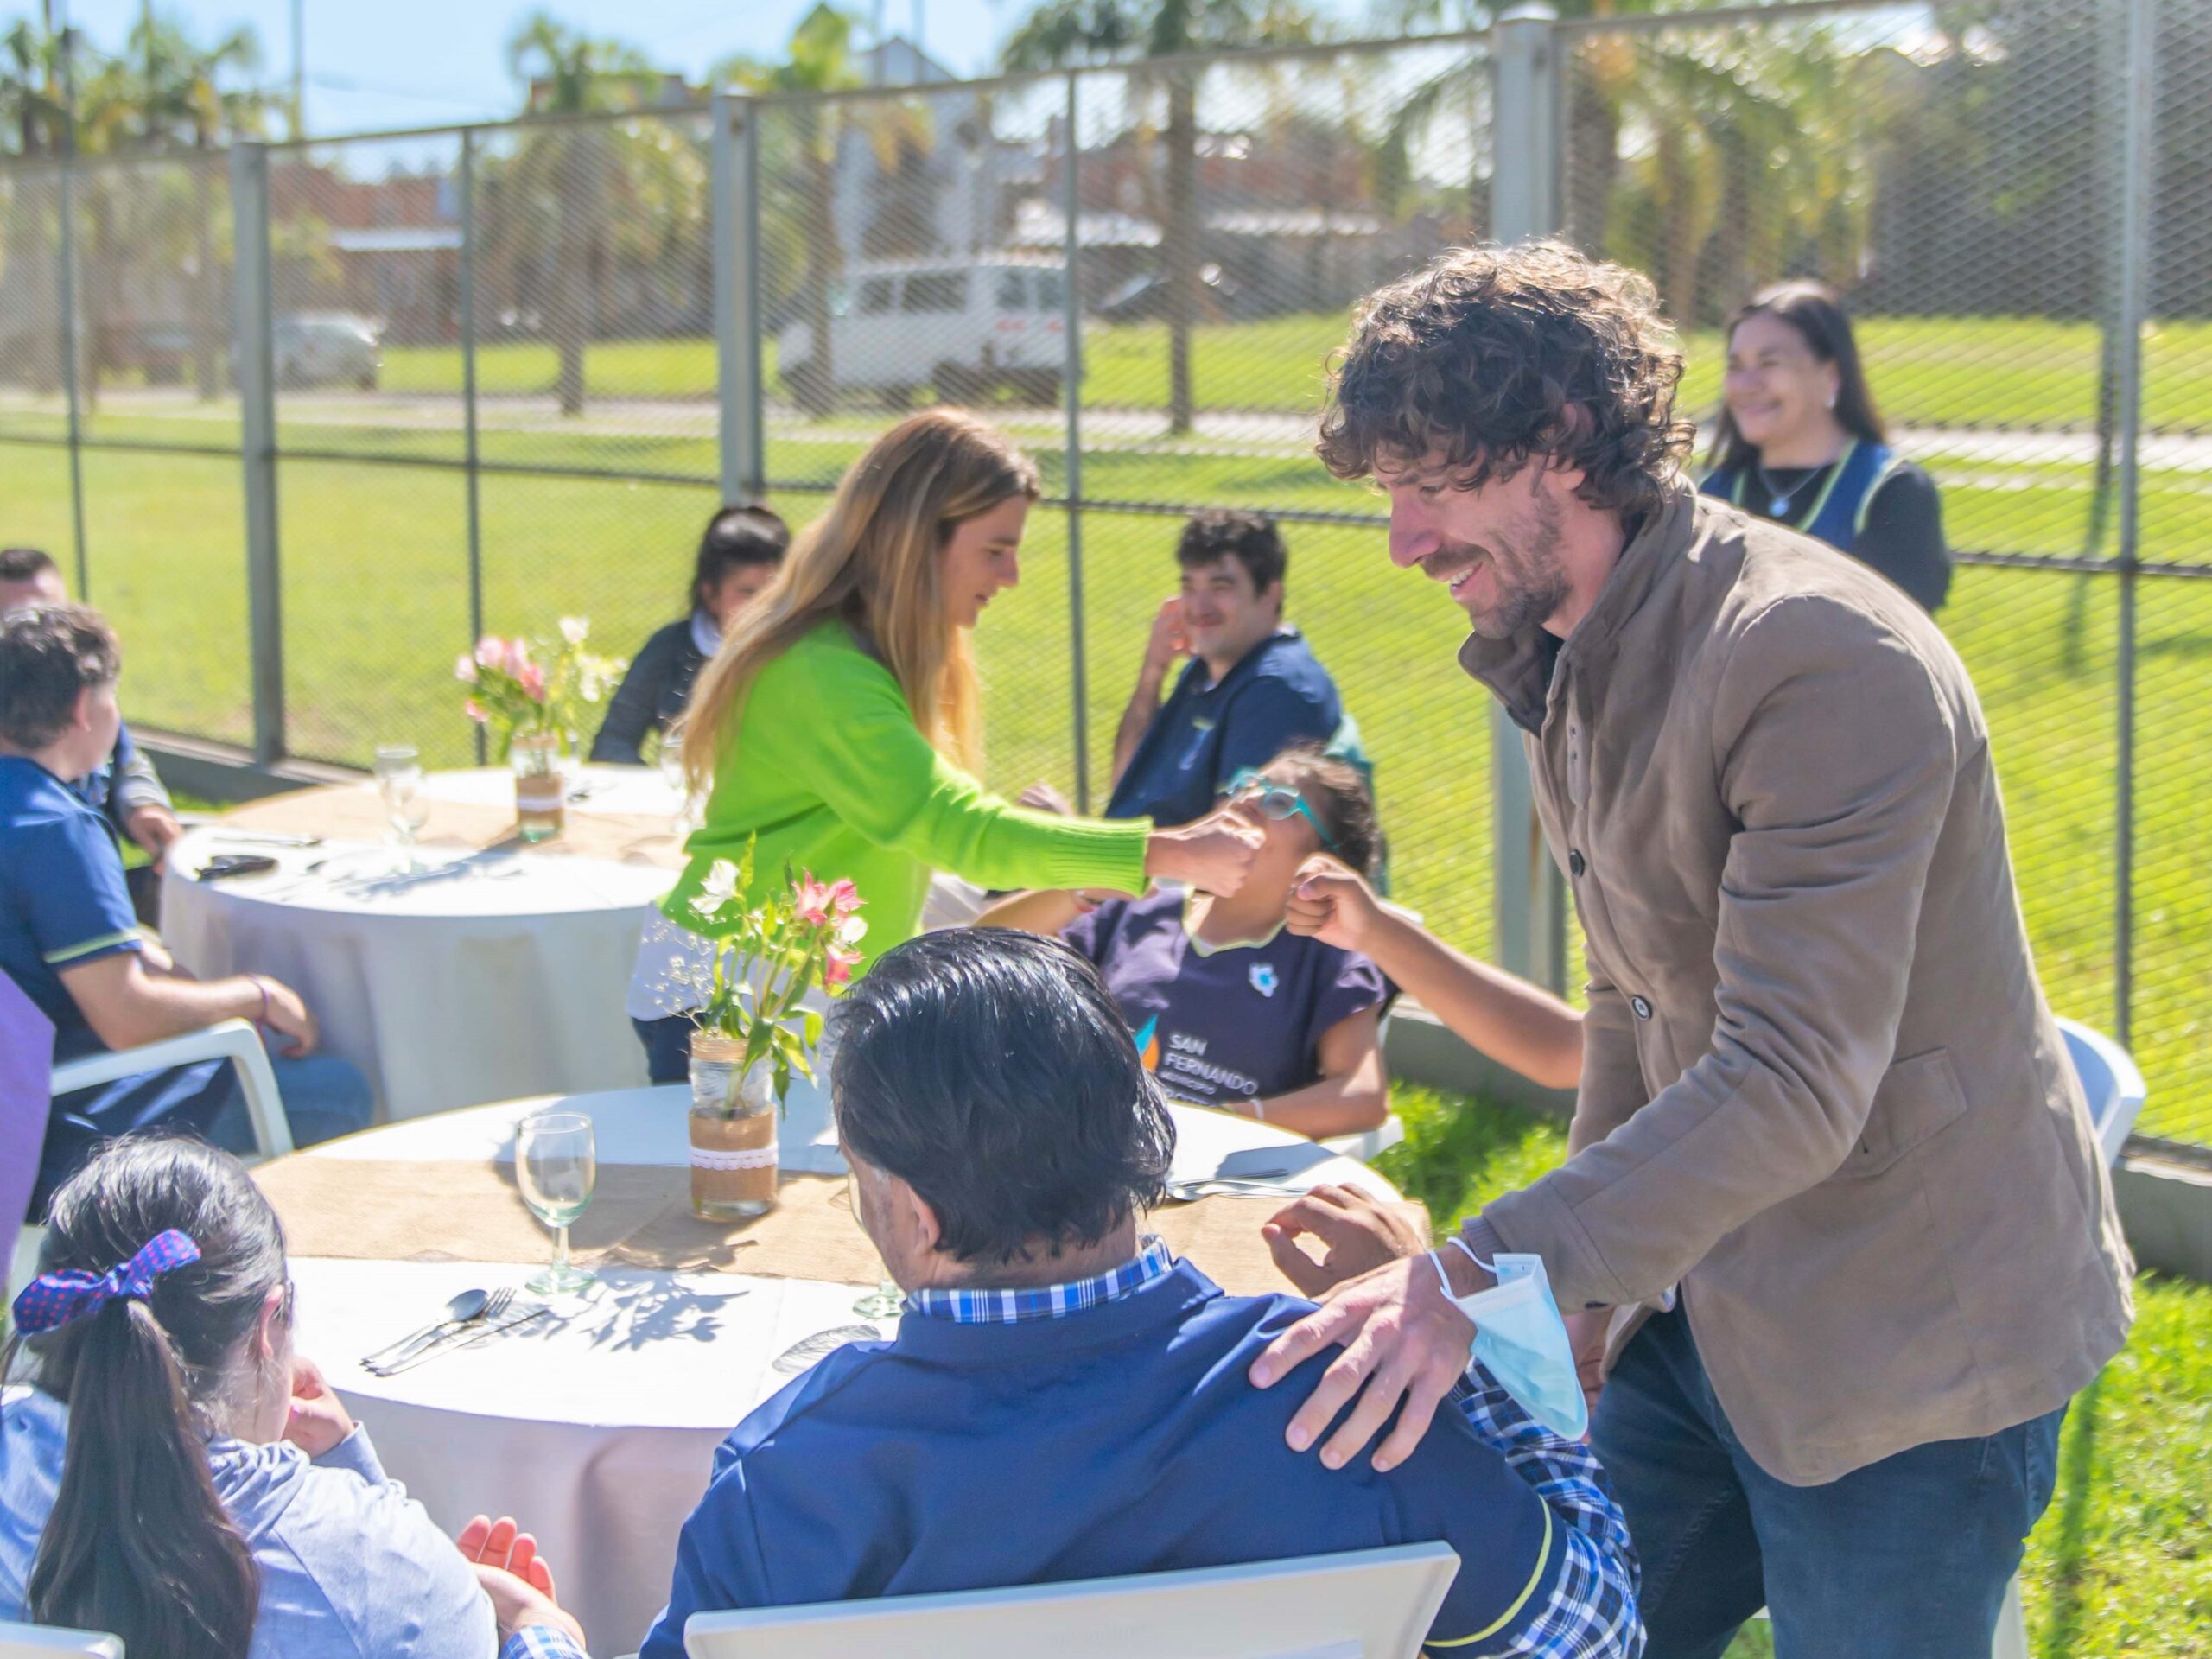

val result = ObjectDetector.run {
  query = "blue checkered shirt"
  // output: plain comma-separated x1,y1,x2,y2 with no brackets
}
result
906,1235,1177,1325
1447,1369,1643,1656
501,1627,588,1659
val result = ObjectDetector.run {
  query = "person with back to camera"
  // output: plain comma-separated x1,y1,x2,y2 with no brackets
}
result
633,928,1642,1659
626,408,1261,1089
589,504,791,766
1703,280,1951,613
2,1135,589,1659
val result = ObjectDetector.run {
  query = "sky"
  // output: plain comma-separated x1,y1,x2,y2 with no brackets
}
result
3,0,1373,139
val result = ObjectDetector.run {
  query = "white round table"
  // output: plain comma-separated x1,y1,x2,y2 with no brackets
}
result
288,1087,1402,1651
162,767,684,1121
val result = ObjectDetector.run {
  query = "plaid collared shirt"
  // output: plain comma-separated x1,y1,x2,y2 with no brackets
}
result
1438,1370,1643,1657
906,1235,1178,1325
502,1626,588,1659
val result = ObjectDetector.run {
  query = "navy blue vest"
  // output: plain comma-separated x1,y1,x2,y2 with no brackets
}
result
1702,438,1901,555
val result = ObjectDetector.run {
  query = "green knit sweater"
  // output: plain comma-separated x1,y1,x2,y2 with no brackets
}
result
661,620,1152,972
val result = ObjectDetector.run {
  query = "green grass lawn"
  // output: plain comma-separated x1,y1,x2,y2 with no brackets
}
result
362,311,2212,437
1379,1086,2212,1659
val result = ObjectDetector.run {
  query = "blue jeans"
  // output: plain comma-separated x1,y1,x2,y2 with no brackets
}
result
1592,1306,2064,1659
208,1051,376,1153
633,1015,695,1086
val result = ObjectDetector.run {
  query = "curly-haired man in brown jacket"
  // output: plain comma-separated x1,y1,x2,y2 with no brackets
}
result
1248,241,2132,1659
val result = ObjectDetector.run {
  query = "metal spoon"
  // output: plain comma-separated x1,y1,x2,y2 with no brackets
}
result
360,1287,489,1370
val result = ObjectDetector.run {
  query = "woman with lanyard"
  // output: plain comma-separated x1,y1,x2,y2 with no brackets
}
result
1704,280,1952,613
627,407,1262,1096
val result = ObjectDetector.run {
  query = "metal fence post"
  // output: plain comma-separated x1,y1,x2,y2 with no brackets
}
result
231,140,284,766
714,92,766,504
57,156,89,600
460,128,487,765
2113,0,2155,1048
1489,5,1567,994
1063,70,1092,812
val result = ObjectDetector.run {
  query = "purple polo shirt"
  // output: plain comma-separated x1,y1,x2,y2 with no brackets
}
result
1060,887,1388,1108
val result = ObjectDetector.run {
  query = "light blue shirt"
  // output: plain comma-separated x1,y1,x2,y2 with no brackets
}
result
2,1385,497,1659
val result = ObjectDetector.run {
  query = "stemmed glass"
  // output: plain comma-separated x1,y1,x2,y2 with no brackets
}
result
660,719,698,836
517,1110,597,1295
373,745,429,872
845,1167,905,1320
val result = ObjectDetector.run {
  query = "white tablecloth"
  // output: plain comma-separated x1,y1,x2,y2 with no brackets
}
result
291,1089,1399,1650
162,769,683,1121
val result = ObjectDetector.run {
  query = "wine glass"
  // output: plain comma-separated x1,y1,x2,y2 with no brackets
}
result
659,719,697,836
373,745,429,872
517,1110,597,1295
844,1167,905,1321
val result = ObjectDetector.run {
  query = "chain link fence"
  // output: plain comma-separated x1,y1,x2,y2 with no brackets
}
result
0,0,2203,1148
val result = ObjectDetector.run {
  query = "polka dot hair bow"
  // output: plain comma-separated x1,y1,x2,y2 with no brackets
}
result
10,1229,201,1335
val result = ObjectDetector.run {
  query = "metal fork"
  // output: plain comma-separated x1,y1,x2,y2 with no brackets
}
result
367,1287,514,1374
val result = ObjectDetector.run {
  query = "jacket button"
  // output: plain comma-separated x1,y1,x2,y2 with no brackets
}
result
1630,995,1653,1020
1568,849,1586,878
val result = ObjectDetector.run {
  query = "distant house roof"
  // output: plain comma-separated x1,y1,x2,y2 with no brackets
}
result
1009,200,1161,248
328,226,463,254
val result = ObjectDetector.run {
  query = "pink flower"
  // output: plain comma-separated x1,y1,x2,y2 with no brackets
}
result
474,636,505,669
826,878,861,919
824,944,861,988
505,638,533,675
464,697,487,723
454,652,479,683
794,871,835,927
518,661,547,702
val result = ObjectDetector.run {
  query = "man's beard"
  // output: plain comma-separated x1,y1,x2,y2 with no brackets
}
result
1449,491,1570,639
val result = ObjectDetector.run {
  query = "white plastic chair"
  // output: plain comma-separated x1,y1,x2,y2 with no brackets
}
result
1987,1018,2145,1659
51,1019,294,1161
0,1622,123,1657
683,1542,1459,1659
2056,1017,2146,1168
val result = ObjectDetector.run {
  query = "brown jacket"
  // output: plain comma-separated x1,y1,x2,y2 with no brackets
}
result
1467,485,2132,1486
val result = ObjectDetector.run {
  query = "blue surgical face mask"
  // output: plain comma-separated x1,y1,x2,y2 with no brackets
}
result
1459,1252,1589,1441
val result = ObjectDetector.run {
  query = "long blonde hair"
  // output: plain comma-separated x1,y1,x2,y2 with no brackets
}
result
682,408,1041,792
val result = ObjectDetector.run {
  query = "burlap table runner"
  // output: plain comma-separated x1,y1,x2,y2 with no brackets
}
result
221,785,686,871
254,1154,1320,1297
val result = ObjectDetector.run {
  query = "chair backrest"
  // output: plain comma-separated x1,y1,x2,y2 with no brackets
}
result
2056,1016,2147,1167
0,969,56,1238
0,1622,123,1657
683,1542,1459,1659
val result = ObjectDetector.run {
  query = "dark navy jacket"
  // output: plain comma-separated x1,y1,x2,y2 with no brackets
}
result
639,1262,1565,1657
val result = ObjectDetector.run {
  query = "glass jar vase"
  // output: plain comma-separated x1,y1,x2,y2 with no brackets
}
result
510,731,565,842
689,1033,778,1219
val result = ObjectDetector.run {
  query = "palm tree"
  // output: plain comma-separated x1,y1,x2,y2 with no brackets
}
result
123,11,269,398
718,5,865,416
503,12,661,416
1001,0,1320,435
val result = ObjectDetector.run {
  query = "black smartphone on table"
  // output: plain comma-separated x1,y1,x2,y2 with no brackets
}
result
198,852,279,881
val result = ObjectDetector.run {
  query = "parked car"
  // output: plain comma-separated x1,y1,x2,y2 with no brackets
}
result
1095,263,1240,325
778,256,1068,415
273,312,381,391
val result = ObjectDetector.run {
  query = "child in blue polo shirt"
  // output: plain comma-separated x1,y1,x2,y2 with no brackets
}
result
0,604,371,1210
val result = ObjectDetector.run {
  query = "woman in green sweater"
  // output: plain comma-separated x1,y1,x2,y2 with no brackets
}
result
627,408,1262,1084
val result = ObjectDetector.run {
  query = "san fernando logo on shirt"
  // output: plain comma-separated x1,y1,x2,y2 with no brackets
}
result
1133,1014,1161,1071
1249,963,1279,999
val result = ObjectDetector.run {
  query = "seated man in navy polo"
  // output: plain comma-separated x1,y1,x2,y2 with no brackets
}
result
1103,511,1357,827
0,603,372,1212
2,548,183,923
638,929,1641,1659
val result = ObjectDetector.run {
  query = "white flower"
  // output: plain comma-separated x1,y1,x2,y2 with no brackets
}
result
454,652,478,683
559,615,589,646
836,914,868,946
692,859,741,918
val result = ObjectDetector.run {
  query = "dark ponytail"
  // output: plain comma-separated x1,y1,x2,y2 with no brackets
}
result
4,1137,287,1659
